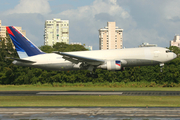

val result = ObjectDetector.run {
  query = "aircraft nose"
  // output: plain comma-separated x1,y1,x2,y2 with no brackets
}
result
173,53,177,59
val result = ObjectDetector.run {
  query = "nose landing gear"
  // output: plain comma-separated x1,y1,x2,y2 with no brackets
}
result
160,63,164,72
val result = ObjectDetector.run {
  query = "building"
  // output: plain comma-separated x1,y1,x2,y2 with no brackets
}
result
71,42,82,45
99,22,123,50
44,18,69,46
138,43,157,47
170,35,180,48
0,20,6,38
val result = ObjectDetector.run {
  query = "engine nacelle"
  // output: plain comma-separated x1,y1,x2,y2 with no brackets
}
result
99,60,122,71
107,60,121,70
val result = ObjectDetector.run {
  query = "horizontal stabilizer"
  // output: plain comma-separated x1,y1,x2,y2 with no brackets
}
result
6,57,36,63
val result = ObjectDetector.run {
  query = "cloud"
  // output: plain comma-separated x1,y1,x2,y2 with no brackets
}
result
2,0,135,49
2,0,180,50
59,0,130,20
1,13,45,47
114,0,180,48
6,0,51,14
169,17,180,23
52,0,134,49
124,29,167,47
163,0,180,20
95,13,114,22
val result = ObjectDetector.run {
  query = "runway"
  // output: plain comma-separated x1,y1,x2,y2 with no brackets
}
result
1,91,180,119
0,91,180,96
0,107,180,118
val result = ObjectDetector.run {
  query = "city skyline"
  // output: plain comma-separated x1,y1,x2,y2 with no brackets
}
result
0,0,180,49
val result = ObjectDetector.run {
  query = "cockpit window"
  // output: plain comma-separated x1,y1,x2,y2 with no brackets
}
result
166,50,172,53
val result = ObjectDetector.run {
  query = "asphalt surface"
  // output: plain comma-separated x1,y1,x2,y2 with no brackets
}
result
0,92,180,118
0,91,180,96
0,107,180,118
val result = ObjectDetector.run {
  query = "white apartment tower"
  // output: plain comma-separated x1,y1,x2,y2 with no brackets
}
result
99,22,123,50
44,18,69,46
170,35,180,48
0,20,6,38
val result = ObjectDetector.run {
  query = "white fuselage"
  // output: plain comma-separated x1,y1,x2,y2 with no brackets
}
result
12,47,176,71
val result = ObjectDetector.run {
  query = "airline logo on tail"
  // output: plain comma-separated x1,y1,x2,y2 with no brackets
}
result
6,26,45,58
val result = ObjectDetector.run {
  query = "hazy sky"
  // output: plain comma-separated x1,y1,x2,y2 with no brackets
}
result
0,0,180,50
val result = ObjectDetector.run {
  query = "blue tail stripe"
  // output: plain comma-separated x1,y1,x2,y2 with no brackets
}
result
9,34,25,52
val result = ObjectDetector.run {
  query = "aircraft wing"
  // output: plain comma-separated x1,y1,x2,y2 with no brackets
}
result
6,57,36,63
54,52,105,65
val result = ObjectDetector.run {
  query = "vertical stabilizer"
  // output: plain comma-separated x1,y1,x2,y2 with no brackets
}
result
6,26,45,58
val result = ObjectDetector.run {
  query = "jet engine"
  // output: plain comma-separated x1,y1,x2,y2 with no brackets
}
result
99,60,122,71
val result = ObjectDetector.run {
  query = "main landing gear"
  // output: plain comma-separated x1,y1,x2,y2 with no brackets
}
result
86,65,98,78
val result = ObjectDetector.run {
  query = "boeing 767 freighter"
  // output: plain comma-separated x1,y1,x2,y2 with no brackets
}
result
6,26,177,76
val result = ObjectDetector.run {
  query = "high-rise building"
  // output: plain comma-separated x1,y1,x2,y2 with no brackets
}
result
170,35,180,48
44,18,69,46
99,22,123,50
0,20,6,38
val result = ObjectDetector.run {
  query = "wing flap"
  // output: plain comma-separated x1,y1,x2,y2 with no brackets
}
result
54,52,104,65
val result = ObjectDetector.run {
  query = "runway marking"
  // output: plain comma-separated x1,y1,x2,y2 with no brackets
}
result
36,92,123,95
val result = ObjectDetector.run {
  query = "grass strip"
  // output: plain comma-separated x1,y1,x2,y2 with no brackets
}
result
0,96,180,107
0,85,180,91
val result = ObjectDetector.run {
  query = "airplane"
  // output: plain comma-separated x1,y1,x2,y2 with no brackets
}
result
6,26,177,77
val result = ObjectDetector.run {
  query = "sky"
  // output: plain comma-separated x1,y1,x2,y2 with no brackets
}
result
0,0,180,50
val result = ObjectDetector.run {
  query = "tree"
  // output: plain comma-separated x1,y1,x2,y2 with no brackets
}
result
52,42,88,52
53,42,69,52
169,46,180,57
39,45,54,53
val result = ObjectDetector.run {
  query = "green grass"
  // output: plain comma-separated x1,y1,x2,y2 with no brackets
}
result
0,81,180,91
0,96,180,107
0,84,180,91
0,83,180,107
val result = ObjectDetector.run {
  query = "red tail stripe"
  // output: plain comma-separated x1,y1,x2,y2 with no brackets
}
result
6,27,15,37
